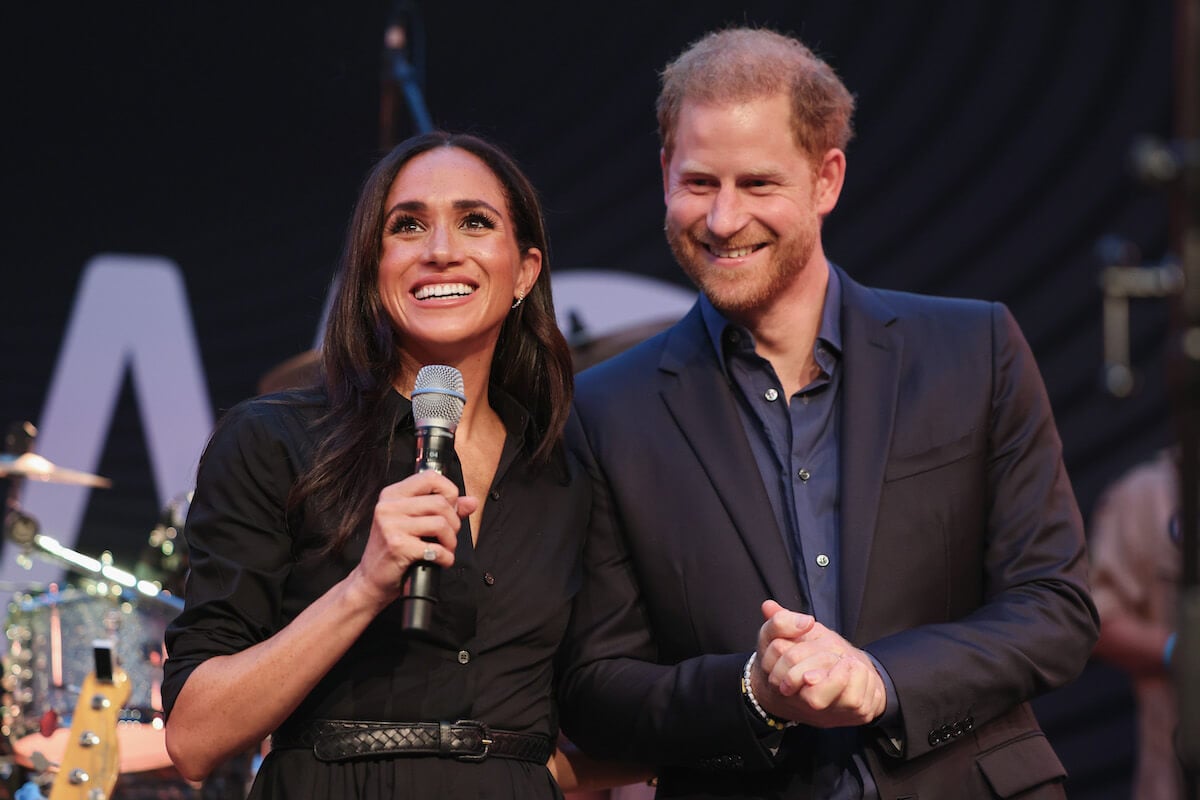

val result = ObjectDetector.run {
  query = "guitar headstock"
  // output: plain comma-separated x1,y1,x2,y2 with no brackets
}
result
47,641,131,800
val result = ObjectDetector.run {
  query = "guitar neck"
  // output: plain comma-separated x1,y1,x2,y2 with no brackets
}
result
47,642,131,800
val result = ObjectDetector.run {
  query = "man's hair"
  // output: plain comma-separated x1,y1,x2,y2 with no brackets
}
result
657,26,856,164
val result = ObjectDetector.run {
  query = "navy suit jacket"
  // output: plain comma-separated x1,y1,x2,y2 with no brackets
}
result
559,267,1099,799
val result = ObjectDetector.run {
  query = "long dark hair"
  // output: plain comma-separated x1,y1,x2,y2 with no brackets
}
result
293,131,573,552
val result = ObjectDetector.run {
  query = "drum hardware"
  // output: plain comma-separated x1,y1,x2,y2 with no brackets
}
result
0,452,179,608
3,522,183,613
1,420,119,587
24,534,180,611
3,583,179,777
0,430,184,780
136,492,192,599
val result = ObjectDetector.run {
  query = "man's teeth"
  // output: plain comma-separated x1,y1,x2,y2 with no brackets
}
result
710,245,757,258
414,283,475,300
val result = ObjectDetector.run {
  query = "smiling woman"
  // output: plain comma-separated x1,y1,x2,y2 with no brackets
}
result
376,146,542,387
156,132,614,799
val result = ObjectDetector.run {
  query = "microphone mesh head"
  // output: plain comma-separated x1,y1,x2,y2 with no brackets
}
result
411,364,466,431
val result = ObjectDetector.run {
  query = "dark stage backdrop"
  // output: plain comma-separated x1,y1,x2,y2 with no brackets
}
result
1,1,1179,796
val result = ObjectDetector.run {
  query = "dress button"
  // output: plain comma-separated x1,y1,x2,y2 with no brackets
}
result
815,554,830,568
457,650,470,664
764,388,779,402
797,468,811,482
483,572,496,586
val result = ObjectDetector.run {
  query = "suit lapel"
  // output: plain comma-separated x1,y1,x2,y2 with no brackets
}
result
837,271,901,639
658,306,805,609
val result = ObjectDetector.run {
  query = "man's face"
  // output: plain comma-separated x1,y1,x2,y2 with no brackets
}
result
661,92,841,324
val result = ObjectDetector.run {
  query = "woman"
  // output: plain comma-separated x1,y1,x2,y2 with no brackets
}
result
162,131,587,799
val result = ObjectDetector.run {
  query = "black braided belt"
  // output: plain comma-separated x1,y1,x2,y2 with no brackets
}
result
271,719,553,764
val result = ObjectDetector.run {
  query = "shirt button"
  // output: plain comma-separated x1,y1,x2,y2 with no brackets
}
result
483,572,496,586
764,388,779,402
797,468,811,482
726,329,741,344
489,489,501,501
457,650,471,665
815,554,830,568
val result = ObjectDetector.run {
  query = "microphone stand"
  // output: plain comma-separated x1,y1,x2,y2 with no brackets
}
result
387,49,433,137
379,0,433,150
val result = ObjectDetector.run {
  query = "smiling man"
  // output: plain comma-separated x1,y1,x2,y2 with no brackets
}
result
559,26,1099,800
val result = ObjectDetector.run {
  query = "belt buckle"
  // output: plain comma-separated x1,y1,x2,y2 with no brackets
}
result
448,719,492,762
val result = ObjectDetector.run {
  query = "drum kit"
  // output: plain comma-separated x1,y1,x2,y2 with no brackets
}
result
0,425,237,799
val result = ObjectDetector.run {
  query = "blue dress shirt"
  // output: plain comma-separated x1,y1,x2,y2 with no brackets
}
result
698,268,889,799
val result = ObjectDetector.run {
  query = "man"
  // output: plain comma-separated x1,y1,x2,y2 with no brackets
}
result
1090,447,1184,799
559,26,1099,799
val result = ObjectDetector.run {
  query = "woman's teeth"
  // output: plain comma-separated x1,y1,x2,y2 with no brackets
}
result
414,283,475,300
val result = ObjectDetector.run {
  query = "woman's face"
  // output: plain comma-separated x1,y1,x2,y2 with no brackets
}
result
377,146,541,369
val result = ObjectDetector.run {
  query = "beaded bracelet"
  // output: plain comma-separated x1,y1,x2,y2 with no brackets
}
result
741,653,798,731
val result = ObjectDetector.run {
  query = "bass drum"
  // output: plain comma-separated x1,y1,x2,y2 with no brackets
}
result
2,584,183,774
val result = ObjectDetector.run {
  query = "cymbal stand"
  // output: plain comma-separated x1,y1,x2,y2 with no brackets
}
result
2,422,40,555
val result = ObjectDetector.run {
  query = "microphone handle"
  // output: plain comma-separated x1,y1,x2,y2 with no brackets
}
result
400,425,455,635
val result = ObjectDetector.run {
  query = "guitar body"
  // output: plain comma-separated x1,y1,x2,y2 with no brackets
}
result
47,644,130,800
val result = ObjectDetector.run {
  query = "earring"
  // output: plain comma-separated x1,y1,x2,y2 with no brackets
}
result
511,291,525,310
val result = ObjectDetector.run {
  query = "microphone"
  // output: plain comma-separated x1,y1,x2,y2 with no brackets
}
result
401,364,466,635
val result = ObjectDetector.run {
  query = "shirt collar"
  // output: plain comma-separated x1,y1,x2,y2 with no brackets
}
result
383,382,533,447
699,263,844,371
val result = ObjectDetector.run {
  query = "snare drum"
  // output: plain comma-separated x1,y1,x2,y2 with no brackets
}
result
2,584,183,774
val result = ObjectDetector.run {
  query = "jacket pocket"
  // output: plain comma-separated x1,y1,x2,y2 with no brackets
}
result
976,732,1066,797
884,429,976,482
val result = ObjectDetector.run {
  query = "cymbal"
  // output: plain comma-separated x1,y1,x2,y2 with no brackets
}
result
0,453,112,488
570,317,678,372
